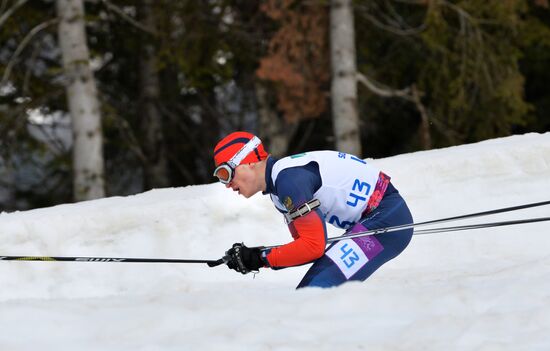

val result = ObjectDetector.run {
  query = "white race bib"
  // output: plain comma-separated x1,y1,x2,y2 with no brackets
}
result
325,239,369,279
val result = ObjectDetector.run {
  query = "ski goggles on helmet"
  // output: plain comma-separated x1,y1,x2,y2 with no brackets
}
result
213,136,262,184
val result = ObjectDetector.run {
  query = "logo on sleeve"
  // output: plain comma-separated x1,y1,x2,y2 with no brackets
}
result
283,196,294,211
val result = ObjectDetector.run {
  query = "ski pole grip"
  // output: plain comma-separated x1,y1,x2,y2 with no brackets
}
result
207,257,228,267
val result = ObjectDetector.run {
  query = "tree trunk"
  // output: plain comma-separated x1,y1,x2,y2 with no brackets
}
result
255,81,295,158
0,158,15,211
412,85,432,150
139,0,169,189
330,0,362,157
56,0,105,201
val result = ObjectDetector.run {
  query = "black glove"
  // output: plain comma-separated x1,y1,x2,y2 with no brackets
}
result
225,243,264,274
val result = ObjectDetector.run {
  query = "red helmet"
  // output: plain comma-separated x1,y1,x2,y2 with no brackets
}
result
213,131,268,184
213,131,268,166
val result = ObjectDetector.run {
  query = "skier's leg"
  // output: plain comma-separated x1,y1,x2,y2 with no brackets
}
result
296,189,413,289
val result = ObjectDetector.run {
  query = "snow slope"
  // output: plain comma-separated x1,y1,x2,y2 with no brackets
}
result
1,133,549,351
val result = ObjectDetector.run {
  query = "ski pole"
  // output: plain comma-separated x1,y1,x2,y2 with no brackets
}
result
0,255,227,267
410,216,550,236
327,215,550,243
254,200,550,249
4,201,549,266
326,200,550,243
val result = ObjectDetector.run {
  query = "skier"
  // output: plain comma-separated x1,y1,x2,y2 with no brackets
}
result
213,131,413,288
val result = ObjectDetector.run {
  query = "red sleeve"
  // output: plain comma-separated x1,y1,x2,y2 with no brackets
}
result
265,210,326,268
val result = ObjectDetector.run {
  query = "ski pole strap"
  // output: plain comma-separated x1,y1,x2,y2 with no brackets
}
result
284,199,321,223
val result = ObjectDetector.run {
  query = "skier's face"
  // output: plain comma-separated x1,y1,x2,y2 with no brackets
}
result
226,163,260,198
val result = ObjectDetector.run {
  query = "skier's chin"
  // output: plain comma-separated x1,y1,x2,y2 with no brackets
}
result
239,190,252,198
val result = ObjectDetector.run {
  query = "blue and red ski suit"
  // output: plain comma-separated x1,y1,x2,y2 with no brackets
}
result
261,151,413,289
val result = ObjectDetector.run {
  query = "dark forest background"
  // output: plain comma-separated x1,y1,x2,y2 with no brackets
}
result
1,0,549,211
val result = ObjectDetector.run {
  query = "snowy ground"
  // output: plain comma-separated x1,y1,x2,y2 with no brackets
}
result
1,133,550,351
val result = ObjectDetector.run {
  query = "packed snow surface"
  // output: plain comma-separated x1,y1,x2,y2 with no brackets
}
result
1,133,550,350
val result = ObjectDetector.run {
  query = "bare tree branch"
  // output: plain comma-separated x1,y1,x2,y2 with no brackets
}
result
355,2,427,36
110,112,147,164
0,88,65,152
27,118,69,155
0,0,27,29
356,72,412,100
1,18,58,87
362,10,426,35
384,0,409,27
437,0,476,22
100,0,158,36
392,0,430,5
357,72,437,148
